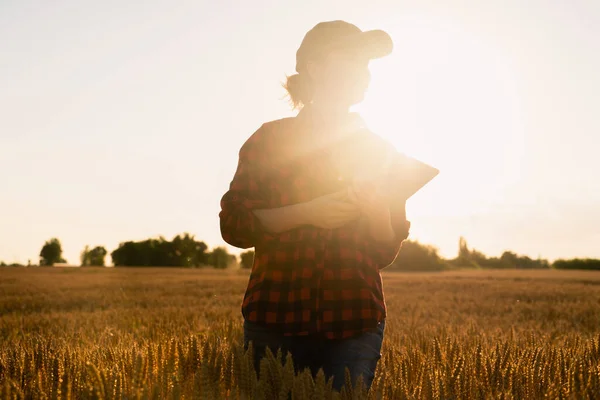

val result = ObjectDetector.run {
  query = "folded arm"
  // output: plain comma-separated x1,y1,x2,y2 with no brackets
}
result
219,131,277,249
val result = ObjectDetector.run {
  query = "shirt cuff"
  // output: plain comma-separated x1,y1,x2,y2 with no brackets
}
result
219,198,277,249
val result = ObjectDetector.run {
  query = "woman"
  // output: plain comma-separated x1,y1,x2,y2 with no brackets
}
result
219,20,411,393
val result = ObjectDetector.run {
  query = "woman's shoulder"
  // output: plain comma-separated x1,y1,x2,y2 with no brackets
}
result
239,117,299,156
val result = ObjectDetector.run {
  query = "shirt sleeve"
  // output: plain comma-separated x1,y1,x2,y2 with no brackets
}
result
365,139,412,269
219,127,276,249
369,200,411,270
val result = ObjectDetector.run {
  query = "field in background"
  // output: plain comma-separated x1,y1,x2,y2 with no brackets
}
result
1,268,599,398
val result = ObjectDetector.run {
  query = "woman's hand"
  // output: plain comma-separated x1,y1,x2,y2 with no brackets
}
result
347,178,389,221
348,179,396,243
252,189,361,234
303,189,362,230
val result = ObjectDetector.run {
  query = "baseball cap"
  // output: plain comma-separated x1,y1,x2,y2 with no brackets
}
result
295,20,393,74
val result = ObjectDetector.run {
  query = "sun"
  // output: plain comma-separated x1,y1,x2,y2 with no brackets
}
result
354,15,525,224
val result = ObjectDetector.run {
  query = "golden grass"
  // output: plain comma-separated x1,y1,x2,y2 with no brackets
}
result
1,267,599,399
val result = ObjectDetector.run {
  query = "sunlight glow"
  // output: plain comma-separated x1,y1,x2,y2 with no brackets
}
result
355,14,525,222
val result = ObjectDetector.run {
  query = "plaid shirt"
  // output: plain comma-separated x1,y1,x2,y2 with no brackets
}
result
219,107,411,339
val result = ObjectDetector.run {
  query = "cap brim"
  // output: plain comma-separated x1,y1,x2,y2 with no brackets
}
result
337,29,393,60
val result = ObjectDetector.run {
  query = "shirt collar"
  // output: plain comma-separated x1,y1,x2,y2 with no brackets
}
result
296,104,368,138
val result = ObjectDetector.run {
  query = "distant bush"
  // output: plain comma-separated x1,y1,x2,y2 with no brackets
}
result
553,258,600,270
240,250,255,269
466,252,549,270
206,247,237,269
111,233,208,267
39,238,67,266
451,237,550,269
0,262,23,267
499,251,550,269
390,240,448,271
80,246,108,266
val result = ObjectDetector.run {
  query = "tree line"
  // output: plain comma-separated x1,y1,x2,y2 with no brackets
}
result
390,236,600,271
1,234,598,271
0,233,254,269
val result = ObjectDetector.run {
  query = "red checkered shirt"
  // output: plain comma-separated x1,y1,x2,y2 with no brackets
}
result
219,107,411,339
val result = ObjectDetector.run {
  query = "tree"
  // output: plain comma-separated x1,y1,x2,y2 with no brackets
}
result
451,237,550,269
111,238,173,267
81,245,108,266
553,258,600,270
80,245,90,266
451,237,490,268
40,238,66,266
240,250,255,269
390,240,448,271
458,236,469,260
171,233,208,267
207,247,236,269
111,233,208,267
453,236,479,268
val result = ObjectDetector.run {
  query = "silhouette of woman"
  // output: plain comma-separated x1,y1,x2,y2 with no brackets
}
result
219,20,411,393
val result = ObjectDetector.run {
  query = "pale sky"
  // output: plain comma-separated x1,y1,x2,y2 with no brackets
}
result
1,0,599,265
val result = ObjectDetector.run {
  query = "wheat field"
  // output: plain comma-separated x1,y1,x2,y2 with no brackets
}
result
0,267,599,399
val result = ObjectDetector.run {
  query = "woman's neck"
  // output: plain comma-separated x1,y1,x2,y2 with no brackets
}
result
305,101,351,128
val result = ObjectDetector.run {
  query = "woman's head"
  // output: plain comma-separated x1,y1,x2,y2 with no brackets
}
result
284,20,393,110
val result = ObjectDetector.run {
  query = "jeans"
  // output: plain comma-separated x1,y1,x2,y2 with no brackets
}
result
243,319,385,393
